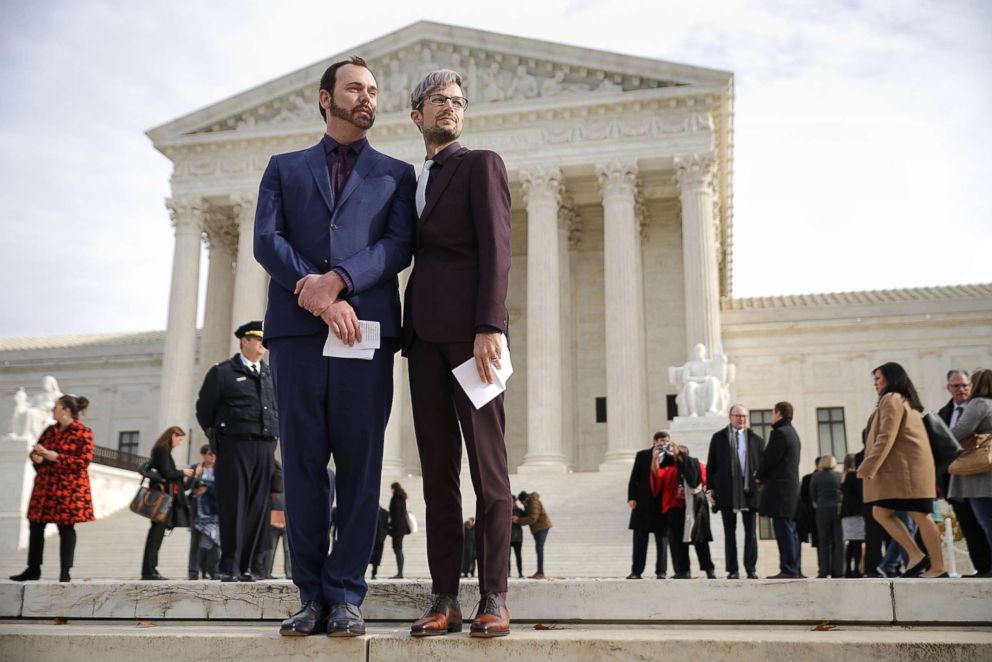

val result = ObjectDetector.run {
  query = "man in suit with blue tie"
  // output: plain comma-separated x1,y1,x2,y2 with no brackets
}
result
254,56,416,637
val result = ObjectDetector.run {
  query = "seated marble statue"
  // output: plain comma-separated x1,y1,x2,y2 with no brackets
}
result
668,344,734,417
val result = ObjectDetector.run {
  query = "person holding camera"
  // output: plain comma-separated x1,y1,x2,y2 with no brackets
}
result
188,444,219,580
626,432,669,579
650,440,714,578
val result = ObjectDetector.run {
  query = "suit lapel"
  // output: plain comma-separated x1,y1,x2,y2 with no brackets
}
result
418,147,468,229
334,144,379,217
305,143,334,215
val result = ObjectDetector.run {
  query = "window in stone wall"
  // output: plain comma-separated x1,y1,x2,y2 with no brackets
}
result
750,409,773,441
595,397,607,423
118,430,139,456
816,407,847,459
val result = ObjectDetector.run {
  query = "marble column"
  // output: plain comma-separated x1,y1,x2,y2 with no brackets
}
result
597,159,648,470
229,194,269,353
158,198,204,435
519,166,567,473
674,154,722,358
200,215,238,377
382,268,410,477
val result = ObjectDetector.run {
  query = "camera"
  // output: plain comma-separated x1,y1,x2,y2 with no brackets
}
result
660,442,673,454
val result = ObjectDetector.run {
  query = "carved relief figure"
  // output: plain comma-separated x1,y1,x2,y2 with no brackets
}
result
507,65,538,100
482,63,506,102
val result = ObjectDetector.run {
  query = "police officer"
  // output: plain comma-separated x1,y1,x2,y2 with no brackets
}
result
196,321,278,582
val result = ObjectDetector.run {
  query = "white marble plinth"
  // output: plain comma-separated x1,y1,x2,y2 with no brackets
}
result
0,435,34,553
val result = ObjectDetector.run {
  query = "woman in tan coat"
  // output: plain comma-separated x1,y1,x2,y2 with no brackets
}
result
857,362,946,578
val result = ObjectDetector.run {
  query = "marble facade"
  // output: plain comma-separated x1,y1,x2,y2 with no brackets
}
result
1,22,991,479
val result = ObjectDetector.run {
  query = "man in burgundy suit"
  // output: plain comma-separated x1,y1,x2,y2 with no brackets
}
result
404,69,512,639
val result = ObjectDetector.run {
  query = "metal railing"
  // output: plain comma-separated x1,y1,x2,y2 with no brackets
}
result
91,446,146,472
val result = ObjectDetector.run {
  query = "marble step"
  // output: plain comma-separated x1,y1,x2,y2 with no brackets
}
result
1,621,990,662
2,578,990,625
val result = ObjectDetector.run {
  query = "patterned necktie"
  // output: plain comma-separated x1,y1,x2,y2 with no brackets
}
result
330,144,351,201
952,406,964,427
415,159,434,217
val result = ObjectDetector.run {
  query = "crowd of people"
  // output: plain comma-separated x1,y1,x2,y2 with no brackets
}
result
626,363,992,580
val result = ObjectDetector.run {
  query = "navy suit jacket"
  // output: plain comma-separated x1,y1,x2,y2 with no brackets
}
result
254,140,416,344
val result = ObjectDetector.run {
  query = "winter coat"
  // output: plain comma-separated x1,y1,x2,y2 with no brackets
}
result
27,421,95,525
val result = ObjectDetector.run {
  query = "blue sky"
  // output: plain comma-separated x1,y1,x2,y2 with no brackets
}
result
1,0,990,338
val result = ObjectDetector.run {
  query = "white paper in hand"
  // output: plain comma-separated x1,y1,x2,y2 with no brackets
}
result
322,321,380,360
451,335,513,409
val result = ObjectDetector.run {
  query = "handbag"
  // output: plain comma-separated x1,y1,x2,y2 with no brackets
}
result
129,478,173,523
922,412,963,475
406,511,418,534
948,433,992,476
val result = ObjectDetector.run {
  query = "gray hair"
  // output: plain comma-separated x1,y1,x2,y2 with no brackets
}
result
946,369,970,382
410,69,463,110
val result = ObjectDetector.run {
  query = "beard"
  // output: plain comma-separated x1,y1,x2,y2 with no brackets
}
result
330,97,375,130
423,115,461,144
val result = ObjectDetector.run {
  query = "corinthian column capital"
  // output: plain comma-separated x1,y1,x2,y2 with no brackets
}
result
231,193,258,227
519,165,563,206
595,158,639,201
165,197,205,233
673,153,717,194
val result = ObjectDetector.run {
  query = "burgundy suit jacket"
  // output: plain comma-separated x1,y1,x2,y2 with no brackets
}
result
402,143,511,351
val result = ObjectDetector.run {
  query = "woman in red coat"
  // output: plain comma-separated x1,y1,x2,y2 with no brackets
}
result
10,394,95,582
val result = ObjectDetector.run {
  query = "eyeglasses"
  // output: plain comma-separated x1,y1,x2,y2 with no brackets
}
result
424,94,468,110
949,384,970,389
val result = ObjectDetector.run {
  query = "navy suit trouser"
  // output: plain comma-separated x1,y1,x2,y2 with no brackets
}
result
268,332,394,607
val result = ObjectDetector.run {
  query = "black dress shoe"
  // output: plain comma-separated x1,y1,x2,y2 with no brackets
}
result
706,570,716,579
902,556,930,579
625,573,642,579
746,571,759,579
656,573,667,579
727,572,740,579
141,573,167,581
10,567,41,582
239,572,257,583
281,600,329,636
672,571,691,579
59,568,71,583
925,572,950,578
328,602,365,637
219,573,238,582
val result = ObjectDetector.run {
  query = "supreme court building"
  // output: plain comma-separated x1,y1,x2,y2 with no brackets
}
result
2,22,991,475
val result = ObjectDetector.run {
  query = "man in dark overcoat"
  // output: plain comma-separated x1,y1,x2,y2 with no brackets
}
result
756,401,802,578
626,431,669,579
706,404,765,578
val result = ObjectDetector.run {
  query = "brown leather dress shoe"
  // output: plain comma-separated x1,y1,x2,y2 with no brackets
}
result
470,594,510,638
410,594,462,637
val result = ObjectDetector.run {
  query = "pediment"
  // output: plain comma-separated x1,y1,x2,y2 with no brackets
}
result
147,21,731,144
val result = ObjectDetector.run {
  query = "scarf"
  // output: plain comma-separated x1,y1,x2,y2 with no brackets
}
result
727,427,748,512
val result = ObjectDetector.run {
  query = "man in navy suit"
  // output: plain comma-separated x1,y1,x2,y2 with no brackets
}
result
254,56,416,637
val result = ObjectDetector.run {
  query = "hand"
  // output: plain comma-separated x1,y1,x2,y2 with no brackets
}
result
628,500,636,510
473,332,503,384
295,272,345,316
194,463,204,477
193,486,207,496
320,300,361,346
511,515,519,523
34,444,57,461
30,452,43,465
707,492,716,508
182,467,194,477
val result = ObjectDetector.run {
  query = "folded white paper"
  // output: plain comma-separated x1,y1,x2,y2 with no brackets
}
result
452,335,513,409
322,320,380,360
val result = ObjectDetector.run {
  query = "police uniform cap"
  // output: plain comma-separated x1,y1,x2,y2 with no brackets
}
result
234,321,264,339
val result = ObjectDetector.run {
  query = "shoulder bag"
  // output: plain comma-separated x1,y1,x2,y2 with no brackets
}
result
129,477,173,523
948,433,992,476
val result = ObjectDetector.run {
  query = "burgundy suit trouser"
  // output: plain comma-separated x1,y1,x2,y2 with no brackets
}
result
408,336,511,596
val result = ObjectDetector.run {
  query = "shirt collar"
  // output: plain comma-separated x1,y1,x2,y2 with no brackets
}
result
322,133,368,156
239,353,258,371
429,141,462,166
